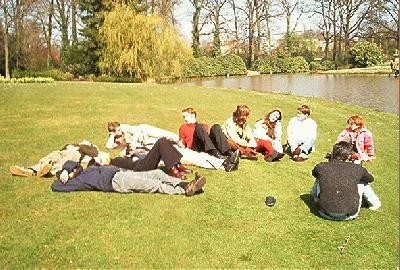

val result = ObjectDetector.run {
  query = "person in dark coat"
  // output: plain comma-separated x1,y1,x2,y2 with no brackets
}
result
51,162,206,196
311,141,381,221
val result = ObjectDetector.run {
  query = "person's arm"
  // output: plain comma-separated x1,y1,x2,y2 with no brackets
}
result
51,178,81,192
244,126,257,148
335,129,348,144
360,167,374,183
275,121,283,143
254,119,270,141
105,133,117,149
178,125,188,147
287,118,297,145
223,118,248,146
311,164,319,178
363,130,375,160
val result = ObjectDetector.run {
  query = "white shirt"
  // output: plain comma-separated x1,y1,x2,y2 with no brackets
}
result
287,116,317,146
254,119,283,152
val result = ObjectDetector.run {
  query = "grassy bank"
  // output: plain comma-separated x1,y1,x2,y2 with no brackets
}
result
0,82,398,269
320,65,393,74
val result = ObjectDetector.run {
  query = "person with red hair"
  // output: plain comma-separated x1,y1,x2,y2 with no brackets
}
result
336,115,375,163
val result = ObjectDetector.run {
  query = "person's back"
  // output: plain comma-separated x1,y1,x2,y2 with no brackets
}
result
311,141,380,221
313,160,372,215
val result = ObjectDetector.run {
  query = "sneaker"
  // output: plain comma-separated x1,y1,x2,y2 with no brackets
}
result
9,166,34,177
185,173,207,196
37,164,52,177
223,150,240,172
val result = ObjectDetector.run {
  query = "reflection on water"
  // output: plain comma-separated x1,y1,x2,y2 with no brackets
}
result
180,74,399,114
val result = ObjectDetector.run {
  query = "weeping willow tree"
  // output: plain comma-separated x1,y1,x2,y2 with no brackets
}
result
99,4,192,81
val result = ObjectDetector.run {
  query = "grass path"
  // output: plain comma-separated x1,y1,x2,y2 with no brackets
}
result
0,82,398,268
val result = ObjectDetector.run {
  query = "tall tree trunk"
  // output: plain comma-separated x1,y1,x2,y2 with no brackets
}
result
71,0,77,44
247,0,255,67
47,0,54,67
212,5,221,57
255,0,261,58
15,0,21,69
230,0,240,55
191,0,201,57
2,0,10,78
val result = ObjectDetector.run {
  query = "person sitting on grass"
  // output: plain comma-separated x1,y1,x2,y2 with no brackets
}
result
9,141,110,178
222,105,258,160
179,107,236,159
335,115,375,164
311,141,381,221
287,105,317,161
254,109,285,162
51,161,206,197
107,122,240,172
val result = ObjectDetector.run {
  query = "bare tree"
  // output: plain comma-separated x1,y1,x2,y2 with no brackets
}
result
1,0,10,78
311,0,335,59
32,0,54,68
54,0,70,55
203,0,228,57
189,0,207,57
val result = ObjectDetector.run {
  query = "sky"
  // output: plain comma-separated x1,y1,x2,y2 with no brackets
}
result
174,0,316,46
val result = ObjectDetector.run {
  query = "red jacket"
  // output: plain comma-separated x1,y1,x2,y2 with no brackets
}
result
179,123,209,149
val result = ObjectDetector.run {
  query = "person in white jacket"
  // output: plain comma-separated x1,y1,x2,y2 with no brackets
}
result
254,109,285,162
287,105,317,161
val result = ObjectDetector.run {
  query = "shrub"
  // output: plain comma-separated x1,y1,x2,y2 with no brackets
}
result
252,56,283,74
280,56,309,73
349,42,384,68
0,76,54,83
182,55,247,78
11,69,73,81
309,60,335,72
62,44,93,77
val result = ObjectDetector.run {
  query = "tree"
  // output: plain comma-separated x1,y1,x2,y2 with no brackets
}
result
0,0,10,78
189,0,207,57
349,41,384,67
99,4,191,80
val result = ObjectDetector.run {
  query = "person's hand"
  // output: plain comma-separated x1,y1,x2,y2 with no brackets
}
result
177,140,185,148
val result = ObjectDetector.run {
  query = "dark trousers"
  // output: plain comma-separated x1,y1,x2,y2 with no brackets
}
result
110,138,182,171
192,124,230,154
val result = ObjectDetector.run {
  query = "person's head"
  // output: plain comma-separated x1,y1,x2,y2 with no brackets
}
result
107,121,120,133
265,109,282,123
332,141,352,161
347,115,365,131
233,105,251,127
182,107,197,124
296,105,310,121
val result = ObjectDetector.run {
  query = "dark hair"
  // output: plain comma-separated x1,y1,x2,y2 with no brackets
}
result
263,109,282,139
108,121,120,132
332,141,352,161
297,105,311,116
182,107,197,116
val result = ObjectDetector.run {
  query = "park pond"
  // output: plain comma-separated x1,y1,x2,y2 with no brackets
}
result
180,74,399,115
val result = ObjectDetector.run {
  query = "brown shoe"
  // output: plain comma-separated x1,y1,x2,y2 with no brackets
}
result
37,164,52,177
9,166,34,177
294,155,308,162
176,163,193,174
169,166,186,180
241,153,258,160
292,147,302,156
185,173,206,196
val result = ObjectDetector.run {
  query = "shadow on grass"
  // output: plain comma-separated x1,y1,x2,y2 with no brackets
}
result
300,193,319,217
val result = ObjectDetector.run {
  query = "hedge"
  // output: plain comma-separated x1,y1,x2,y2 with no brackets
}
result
182,55,247,78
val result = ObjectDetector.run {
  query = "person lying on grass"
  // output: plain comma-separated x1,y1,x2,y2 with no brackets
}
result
106,122,240,172
179,107,237,159
221,105,258,160
311,141,381,221
254,109,285,162
9,141,110,178
335,115,375,164
286,105,317,162
51,160,206,197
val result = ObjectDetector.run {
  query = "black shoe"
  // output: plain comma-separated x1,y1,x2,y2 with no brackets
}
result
209,149,225,159
223,150,240,172
265,151,279,162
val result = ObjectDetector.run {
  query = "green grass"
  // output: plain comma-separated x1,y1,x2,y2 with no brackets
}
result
0,82,398,269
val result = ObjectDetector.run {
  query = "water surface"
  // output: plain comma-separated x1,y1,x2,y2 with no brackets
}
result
181,74,399,114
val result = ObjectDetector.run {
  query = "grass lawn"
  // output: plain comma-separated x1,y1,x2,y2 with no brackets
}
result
0,82,398,269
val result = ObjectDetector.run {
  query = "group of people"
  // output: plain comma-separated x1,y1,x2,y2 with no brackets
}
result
9,104,381,220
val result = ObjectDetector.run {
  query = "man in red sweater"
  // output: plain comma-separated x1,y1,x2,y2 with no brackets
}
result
179,108,234,159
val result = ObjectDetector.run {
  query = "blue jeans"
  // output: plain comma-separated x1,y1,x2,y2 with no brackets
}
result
311,180,381,221
289,138,315,154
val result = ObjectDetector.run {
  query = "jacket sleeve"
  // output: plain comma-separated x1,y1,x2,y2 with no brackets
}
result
51,178,81,192
244,126,257,148
311,164,319,178
222,118,248,146
364,130,375,159
360,167,374,183
336,129,348,144
254,119,270,141
105,133,117,149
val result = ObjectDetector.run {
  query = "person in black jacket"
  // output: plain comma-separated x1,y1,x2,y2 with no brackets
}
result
311,141,381,221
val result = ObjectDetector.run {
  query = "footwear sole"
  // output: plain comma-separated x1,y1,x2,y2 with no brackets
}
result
9,166,33,177
186,176,207,196
37,164,52,177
